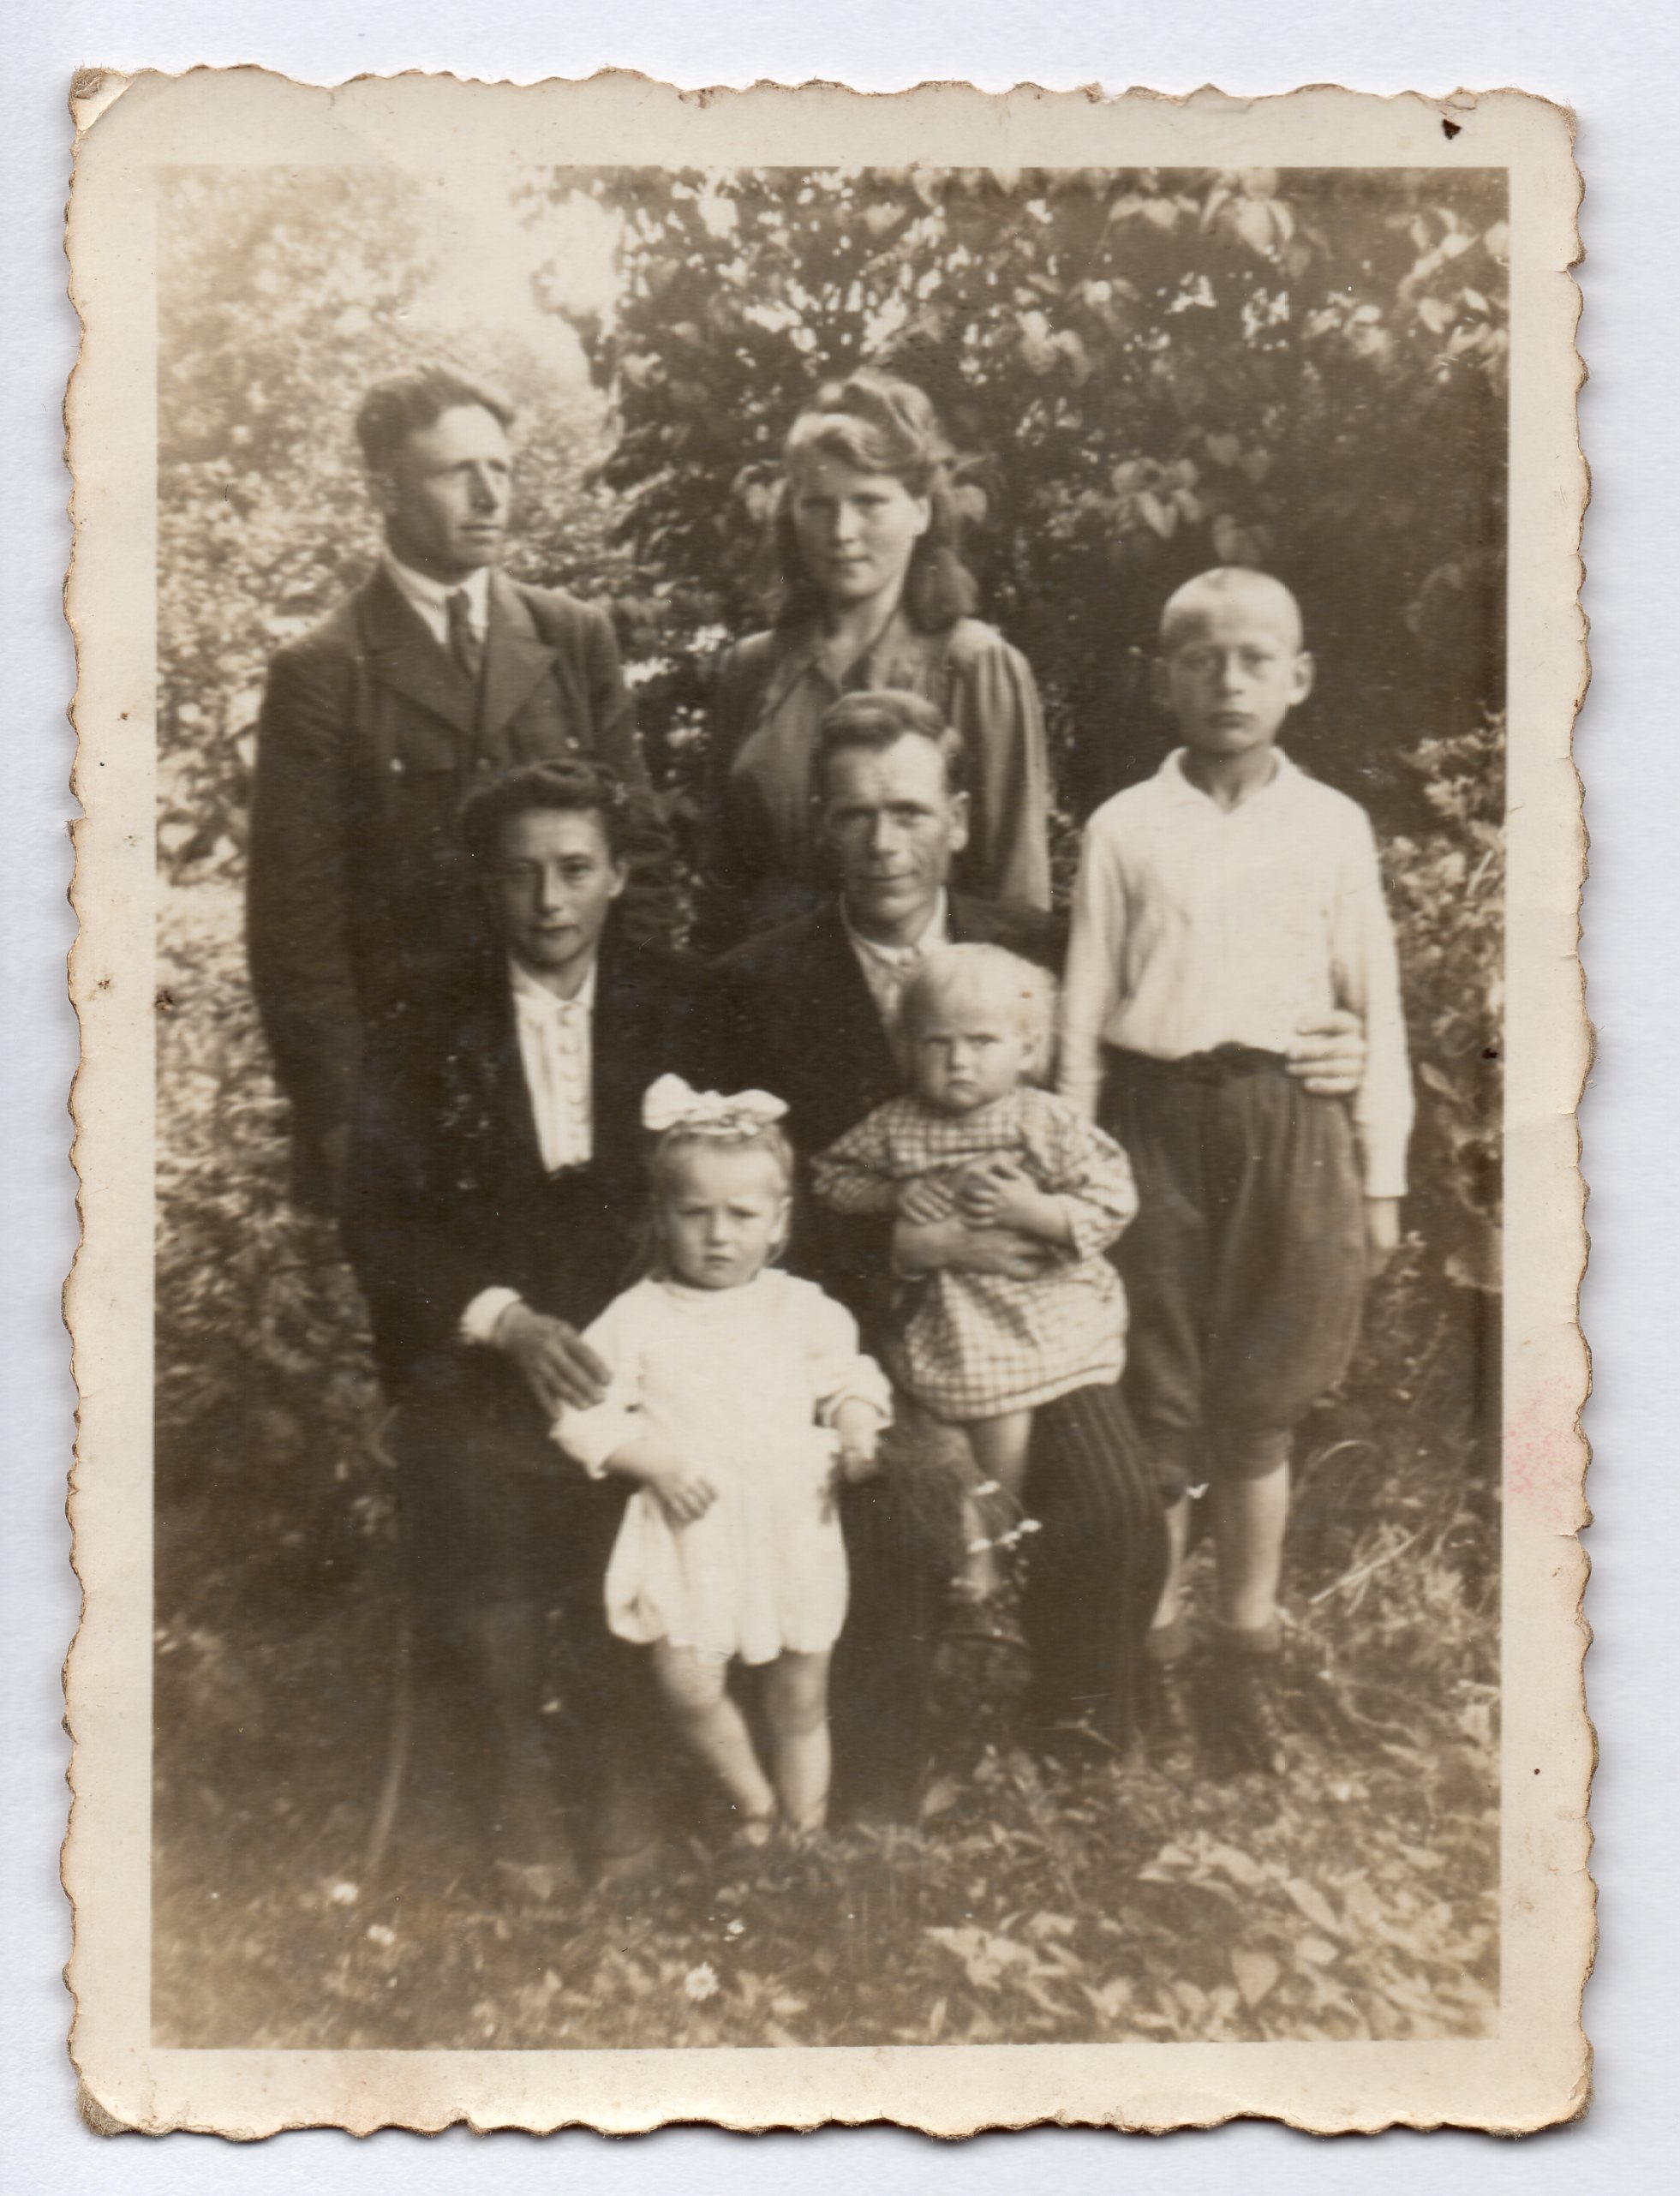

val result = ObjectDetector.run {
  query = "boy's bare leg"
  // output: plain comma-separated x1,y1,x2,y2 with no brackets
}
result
960,1410,1034,1598
762,1649,833,1835
652,1643,776,1833
1209,1459,1290,1633
1207,1448,1293,1771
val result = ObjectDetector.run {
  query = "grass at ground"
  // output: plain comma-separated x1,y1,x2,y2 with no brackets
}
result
152,880,1499,2051
151,1517,1498,2051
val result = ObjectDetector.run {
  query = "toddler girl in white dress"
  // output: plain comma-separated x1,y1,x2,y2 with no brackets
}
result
553,1074,891,1843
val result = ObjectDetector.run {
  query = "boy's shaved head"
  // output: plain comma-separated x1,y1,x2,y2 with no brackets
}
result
1160,566,1305,653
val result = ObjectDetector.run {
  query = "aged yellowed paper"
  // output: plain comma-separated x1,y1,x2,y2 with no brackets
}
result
64,70,1587,2134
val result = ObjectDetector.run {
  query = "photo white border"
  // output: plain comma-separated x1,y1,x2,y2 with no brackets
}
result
6,0,1676,2184
64,69,1585,2141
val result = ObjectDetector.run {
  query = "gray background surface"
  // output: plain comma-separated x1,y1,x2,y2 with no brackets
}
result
3,3,1671,2183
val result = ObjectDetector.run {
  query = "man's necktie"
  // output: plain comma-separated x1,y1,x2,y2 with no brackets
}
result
446,588,484,694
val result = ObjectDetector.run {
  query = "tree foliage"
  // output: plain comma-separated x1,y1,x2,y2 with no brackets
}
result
150,167,1507,2049
156,168,614,877
543,164,1508,820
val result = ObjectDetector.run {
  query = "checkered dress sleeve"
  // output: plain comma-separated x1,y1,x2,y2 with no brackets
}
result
810,1101,908,1215
1033,1092,1139,1264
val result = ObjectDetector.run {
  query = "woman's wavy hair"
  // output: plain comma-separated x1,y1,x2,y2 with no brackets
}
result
772,368,979,634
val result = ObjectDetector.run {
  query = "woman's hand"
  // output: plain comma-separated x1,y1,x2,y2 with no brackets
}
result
493,1302,611,1415
1285,1008,1367,1097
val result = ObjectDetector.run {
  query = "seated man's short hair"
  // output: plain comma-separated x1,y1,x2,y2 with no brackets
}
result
814,690,968,799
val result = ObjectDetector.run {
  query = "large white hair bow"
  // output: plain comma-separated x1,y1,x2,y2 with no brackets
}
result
642,1074,789,1139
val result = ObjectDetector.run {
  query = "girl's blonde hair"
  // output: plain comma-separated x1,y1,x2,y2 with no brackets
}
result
900,943,1058,1082
639,1121,797,1279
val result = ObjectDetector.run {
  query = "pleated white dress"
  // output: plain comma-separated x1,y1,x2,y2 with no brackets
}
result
555,1272,891,1665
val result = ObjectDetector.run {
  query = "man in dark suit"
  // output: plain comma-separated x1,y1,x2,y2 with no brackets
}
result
344,760,706,1883
713,692,1164,1814
249,365,647,1212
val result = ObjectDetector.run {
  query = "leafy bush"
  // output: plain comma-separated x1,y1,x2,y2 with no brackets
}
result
542,165,1507,827
151,162,1505,2050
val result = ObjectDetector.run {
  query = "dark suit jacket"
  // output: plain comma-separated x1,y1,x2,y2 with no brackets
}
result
712,892,1063,1329
248,562,643,1188
343,923,713,1399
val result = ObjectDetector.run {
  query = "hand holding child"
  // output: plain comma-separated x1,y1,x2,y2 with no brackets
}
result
494,1301,612,1415
954,1158,1065,1242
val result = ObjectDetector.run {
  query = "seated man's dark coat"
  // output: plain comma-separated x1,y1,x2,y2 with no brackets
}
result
713,891,1162,1804
712,890,1063,1332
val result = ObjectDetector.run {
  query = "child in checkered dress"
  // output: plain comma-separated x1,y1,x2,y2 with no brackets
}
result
812,943,1136,1607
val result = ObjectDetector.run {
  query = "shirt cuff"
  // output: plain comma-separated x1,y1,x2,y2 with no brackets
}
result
460,1286,523,1346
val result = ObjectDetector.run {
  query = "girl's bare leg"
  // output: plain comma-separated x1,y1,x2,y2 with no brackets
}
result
760,1650,833,1835
652,1642,775,1831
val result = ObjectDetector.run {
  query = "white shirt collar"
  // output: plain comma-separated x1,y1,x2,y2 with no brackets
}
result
509,953,598,1018
382,549,491,631
840,889,950,966
1161,746,1297,808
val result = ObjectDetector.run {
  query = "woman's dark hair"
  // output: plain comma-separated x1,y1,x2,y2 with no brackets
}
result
458,757,637,871
355,366,515,474
772,368,978,634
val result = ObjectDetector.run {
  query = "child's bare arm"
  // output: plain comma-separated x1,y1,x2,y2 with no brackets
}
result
833,1395,885,1482
595,1432,719,1523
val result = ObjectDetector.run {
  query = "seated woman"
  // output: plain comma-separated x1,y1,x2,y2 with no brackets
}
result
696,367,1052,952
343,759,715,1888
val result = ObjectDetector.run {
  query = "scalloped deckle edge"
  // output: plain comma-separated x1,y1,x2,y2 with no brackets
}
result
62,68,1589,2138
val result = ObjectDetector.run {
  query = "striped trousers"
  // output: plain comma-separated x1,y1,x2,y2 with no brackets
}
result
831,1377,1167,1818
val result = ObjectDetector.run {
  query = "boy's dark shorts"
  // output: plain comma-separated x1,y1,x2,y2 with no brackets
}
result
1101,1045,1368,1504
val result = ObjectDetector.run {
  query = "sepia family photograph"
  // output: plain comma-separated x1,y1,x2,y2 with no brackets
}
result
138,141,1514,2062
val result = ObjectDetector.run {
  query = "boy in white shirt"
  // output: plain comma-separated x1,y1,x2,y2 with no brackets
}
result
1060,567,1411,1768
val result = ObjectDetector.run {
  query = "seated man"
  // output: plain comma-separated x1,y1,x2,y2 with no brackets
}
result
344,758,709,1883
714,691,1366,1809
712,693,1157,1810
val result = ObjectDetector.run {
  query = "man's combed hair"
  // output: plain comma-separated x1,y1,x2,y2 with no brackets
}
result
458,758,637,869
355,366,515,474
814,690,969,801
